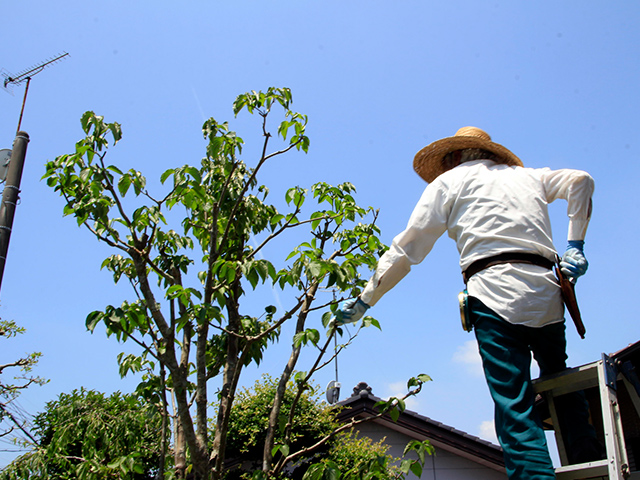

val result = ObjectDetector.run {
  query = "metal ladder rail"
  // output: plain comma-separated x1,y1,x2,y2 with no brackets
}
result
533,354,630,479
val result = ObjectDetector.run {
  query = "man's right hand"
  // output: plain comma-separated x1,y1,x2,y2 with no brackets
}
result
560,241,588,283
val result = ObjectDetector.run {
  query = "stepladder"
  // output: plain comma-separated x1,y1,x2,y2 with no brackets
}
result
533,353,640,479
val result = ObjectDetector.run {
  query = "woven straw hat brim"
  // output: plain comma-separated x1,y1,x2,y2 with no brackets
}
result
413,136,523,183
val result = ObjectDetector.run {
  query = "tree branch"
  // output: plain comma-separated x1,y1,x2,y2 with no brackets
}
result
248,211,342,261
0,359,29,374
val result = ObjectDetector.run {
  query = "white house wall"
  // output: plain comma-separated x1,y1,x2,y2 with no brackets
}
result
353,422,507,480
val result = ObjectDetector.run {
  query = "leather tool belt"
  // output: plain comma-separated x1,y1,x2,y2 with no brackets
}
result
458,252,586,338
462,252,555,284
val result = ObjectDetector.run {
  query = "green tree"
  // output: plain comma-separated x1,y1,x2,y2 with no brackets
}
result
220,376,401,480
220,375,336,469
42,87,430,479
0,388,163,480
0,320,46,448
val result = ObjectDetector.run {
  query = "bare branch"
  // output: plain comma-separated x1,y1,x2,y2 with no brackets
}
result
0,359,29,374
97,151,134,231
262,137,304,162
248,212,342,261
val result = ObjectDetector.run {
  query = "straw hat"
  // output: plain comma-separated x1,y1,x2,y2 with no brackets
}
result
413,127,523,183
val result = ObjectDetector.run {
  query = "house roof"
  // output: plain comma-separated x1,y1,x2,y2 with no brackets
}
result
611,339,640,366
335,382,505,472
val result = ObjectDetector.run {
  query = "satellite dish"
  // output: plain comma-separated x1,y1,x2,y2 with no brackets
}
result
326,380,341,404
0,149,11,182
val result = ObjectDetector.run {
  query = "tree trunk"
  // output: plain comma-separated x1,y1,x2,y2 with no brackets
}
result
263,283,319,472
159,365,168,479
172,360,211,479
172,391,187,479
196,319,210,463
210,290,243,479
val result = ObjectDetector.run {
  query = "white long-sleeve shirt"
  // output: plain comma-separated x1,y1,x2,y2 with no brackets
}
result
360,159,594,327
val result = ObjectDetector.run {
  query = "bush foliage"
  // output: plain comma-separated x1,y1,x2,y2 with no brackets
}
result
1,389,163,480
218,376,400,480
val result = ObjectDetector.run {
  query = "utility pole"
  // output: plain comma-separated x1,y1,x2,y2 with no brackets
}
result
0,131,29,292
0,52,68,294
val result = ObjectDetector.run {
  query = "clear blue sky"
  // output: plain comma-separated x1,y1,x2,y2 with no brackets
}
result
1,0,639,468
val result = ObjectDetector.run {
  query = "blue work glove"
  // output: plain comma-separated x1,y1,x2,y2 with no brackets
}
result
335,298,370,325
560,240,588,283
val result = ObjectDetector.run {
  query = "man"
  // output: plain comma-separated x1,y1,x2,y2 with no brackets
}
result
337,127,599,479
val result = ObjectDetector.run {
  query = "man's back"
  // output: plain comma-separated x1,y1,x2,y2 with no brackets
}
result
436,159,557,268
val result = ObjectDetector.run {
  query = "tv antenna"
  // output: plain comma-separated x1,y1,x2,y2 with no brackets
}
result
2,52,69,135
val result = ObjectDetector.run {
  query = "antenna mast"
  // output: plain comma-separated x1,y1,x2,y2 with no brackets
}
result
2,52,69,135
0,53,69,294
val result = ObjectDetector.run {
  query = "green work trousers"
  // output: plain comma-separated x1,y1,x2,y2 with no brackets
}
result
471,297,596,480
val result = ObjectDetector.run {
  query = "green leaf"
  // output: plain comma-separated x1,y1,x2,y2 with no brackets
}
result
389,406,400,422
107,165,123,175
308,260,324,279
293,329,320,347
86,311,103,332
321,311,333,328
362,316,381,330
293,332,304,348
208,136,224,158
160,168,174,184
252,471,268,480
306,328,320,345
322,461,341,480
403,439,427,459
299,135,310,153
108,122,123,145
118,174,131,196
247,267,259,289
400,459,412,475
270,213,285,225
278,120,291,140
285,188,297,205
271,443,290,458
294,371,308,385
303,464,324,480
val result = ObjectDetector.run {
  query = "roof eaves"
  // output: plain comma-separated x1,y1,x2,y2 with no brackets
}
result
335,390,504,470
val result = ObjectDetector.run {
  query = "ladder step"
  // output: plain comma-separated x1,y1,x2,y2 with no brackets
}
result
555,459,609,479
533,361,600,396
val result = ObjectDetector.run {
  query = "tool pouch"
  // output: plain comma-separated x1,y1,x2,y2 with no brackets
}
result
458,289,473,332
554,259,586,339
